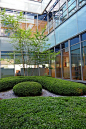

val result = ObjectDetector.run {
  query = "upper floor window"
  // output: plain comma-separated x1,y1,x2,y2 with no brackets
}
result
81,32,86,41
70,36,79,46
68,0,76,16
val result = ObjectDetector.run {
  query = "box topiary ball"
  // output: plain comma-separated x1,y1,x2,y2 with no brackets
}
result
13,81,42,96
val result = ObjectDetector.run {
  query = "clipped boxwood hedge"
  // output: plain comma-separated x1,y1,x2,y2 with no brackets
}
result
0,76,86,96
13,81,42,96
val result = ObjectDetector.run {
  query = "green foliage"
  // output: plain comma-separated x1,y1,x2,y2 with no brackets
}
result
13,81,42,96
0,97,86,129
0,76,86,96
0,9,32,76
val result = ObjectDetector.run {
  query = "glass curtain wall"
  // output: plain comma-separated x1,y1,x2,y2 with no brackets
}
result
46,0,86,35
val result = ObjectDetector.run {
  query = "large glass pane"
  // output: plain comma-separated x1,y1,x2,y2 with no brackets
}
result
51,59,55,78
77,6,86,33
68,0,76,16
1,52,14,78
55,13,78,45
46,31,55,48
81,32,86,41
70,36,79,46
53,11,60,28
78,0,86,8
56,52,61,78
82,41,86,81
62,48,70,79
71,43,81,80
61,41,68,49
60,2,67,23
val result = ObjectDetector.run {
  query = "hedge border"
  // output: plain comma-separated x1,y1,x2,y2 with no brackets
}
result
0,76,86,96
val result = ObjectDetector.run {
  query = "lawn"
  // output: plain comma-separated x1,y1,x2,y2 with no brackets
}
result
0,97,86,129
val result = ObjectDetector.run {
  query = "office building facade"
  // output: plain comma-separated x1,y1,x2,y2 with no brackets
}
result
0,0,86,83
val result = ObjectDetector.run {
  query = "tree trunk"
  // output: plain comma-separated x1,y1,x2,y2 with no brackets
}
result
21,51,25,76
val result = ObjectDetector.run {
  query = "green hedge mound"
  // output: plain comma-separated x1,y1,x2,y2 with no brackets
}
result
0,76,86,96
13,81,42,96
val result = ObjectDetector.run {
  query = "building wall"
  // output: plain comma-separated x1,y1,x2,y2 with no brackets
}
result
46,5,86,48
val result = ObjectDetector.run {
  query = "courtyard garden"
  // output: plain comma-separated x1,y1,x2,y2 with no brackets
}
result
0,76,86,128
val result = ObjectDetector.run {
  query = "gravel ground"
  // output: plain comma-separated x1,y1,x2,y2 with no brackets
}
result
0,89,86,100
0,89,61,100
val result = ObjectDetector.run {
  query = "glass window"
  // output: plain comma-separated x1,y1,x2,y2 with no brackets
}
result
82,41,86,80
56,52,62,78
54,11,60,28
77,6,86,33
81,32,86,41
60,3,67,23
1,52,14,78
62,48,70,79
68,0,76,16
46,32,55,48
70,36,79,46
61,41,68,49
51,60,55,78
78,0,86,8
55,45,60,52
71,43,81,80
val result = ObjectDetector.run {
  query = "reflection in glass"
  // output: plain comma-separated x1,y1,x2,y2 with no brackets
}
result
68,0,76,16
70,36,79,46
82,41,86,81
1,52,14,78
62,48,70,79
71,43,81,80
51,60,55,78
81,32,86,41
78,0,86,8
56,53,61,78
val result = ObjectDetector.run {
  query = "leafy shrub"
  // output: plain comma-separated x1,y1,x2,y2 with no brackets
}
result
13,81,42,96
0,76,86,96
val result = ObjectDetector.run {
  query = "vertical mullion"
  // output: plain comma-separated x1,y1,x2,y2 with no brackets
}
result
79,34,83,81
14,52,15,76
69,40,72,80
47,13,49,34
66,0,69,18
61,44,63,79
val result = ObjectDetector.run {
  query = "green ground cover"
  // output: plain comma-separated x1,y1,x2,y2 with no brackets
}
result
0,97,86,129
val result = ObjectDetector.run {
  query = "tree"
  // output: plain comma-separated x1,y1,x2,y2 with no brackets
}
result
30,28,58,76
0,10,32,76
0,10,59,77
